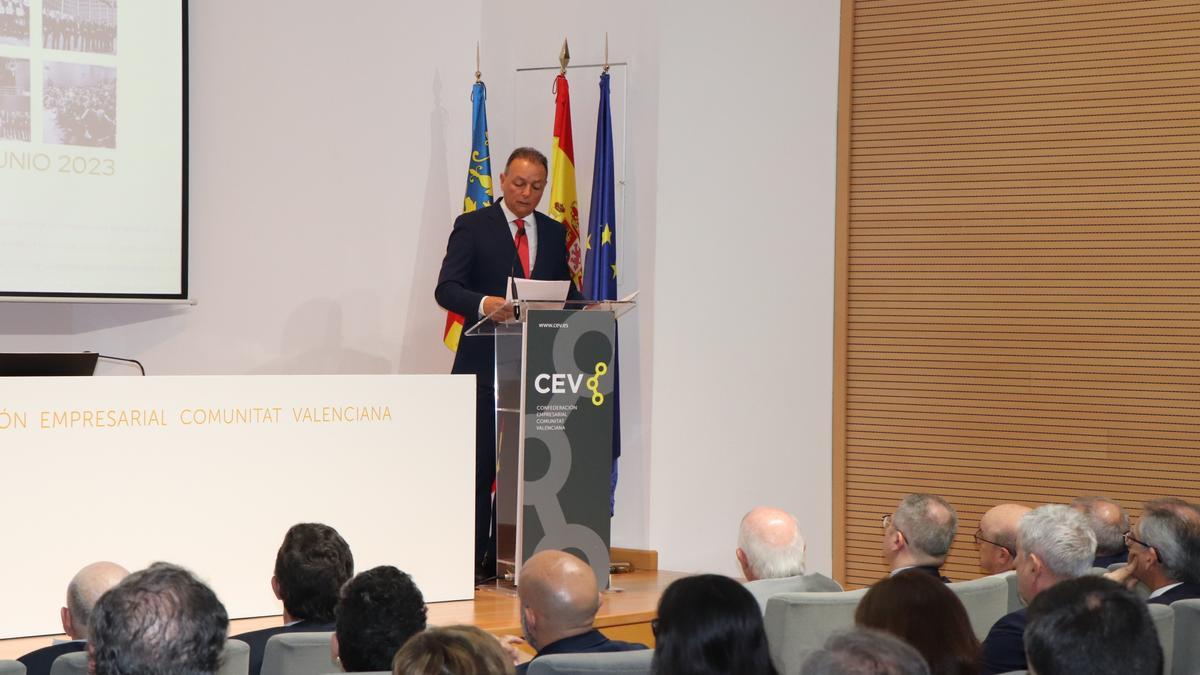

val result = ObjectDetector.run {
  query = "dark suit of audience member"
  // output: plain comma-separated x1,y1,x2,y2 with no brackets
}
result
230,523,353,675
18,641,85,675
1093,548,1129,568
980,608,1027,675
515,629,644,674
1150,581,1200,605
1109,498,1200,609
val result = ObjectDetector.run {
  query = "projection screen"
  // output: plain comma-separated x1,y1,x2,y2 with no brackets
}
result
0,0,187,300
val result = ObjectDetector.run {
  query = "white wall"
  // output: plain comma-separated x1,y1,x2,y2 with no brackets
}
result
0,0,841,578
0,0,479,378
647,0,841,576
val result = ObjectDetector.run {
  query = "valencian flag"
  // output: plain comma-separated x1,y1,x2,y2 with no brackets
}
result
583,70,621,506
550,73,583,289
443,80,494,351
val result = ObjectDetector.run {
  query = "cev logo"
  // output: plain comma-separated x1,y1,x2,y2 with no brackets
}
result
533,362,608,407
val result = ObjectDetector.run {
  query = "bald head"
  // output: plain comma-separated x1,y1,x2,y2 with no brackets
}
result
518,551,600,649
978,504,1030,574
1071,496,1129,557
65,561,129,639
737,506,806,581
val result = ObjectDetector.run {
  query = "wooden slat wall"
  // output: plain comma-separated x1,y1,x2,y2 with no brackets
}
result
834,0,1200,588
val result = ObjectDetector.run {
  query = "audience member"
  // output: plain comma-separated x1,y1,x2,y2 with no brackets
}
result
18,562,129,675
1106,497,1200,604
89,562,229,675
0,0,28,43
801,629,931,675
881,494,958,581
515,550,644,674
0,109,30,141
975,504,1029,575
334,566,427,672
1025,576,1162,675
392,625,516,675
1069,496,1129,567
855,571,981,675
980,504,1095,675
231,523,354,675
651,574,776,675
737,506,843,612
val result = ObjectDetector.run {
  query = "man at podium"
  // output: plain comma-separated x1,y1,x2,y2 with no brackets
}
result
435,146,580,581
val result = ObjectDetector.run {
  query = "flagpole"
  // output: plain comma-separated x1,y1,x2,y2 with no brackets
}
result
475,42,481,83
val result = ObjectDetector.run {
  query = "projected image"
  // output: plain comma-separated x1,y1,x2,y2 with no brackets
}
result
43,62,116,148
0,0,30,46
0,58,30,142
43,0,116,54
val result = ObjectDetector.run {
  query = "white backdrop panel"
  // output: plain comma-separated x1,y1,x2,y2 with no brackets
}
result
0,374,474,638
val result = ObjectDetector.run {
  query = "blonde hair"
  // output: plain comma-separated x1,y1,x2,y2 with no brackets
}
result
392,625,515,675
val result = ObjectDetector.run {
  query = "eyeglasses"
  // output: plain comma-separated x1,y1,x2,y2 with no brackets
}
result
1123,530,1164,566
973,529,1015,556
881,514,906,541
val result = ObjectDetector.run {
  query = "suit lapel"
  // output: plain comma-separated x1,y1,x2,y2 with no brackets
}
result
489,201,520,276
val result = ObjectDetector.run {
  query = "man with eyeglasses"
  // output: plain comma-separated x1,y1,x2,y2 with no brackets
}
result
975,503,1029,575
1070,495,1130,568
880,493,957,582
1106,498,1200,605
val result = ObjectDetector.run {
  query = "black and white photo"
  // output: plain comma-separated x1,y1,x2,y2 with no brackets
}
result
44,62,116,148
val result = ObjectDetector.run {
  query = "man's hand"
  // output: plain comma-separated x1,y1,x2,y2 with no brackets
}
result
1104,561,1138,590
494,634,533,665
482,296,515,322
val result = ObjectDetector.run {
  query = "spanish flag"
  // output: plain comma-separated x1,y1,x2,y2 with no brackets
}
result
443,80,494,351
550,73,583,289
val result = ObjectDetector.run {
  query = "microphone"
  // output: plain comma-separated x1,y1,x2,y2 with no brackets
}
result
508,223,526,319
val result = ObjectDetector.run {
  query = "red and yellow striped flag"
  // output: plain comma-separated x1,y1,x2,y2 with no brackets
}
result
550,73,583,289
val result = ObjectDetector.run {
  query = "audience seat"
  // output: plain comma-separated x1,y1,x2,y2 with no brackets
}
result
998,570,1022,613
261,631,335,675
764,588,868,675
48,652,86,675
1171,599,1200,675
0,661,25,675
526,651,654,675
946,575,1008,641
221,639,251,675
1148,602,1175,675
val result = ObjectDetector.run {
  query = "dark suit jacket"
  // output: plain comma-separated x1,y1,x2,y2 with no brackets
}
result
1150,581,1200,605
435,200,580,381
893,565,950,583
981,608,1028,675
1093,549,1129,568
230,619,334,675
515,629,647,674
18,640,86,675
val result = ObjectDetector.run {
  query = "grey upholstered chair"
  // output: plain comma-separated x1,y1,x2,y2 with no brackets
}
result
261,631,335,675
0,661,26,675
998,570,1023,613
48,652,87,675
764,588,869,675
1148,602,1175,675
220,639,251,675
526,650,654,675
946,574,1009,641
1171,598,1200,675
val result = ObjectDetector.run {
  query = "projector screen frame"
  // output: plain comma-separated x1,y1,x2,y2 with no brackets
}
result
0,1,190,304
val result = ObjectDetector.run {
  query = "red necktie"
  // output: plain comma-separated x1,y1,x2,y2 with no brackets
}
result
514,218,530,278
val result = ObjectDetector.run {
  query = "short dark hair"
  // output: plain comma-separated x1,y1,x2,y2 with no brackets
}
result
652,574,776,675
855,571,979,675
1025,576,1162,675
89,562,229,675
274,523,354,623
802,629,931,675
336,566,427,672
505,147,548,172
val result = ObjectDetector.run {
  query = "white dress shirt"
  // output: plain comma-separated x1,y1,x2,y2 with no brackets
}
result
476,201,540,318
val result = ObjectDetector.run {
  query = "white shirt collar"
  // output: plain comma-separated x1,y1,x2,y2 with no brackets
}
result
1148,581,1184,599
500,200,534,227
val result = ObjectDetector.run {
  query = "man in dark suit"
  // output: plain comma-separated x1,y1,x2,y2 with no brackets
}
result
981,504,1097,675
513,550,645,673
881,493,957,582
1106,498,1200,605
229,523,354,675
436,147,580,580
19,561,128,675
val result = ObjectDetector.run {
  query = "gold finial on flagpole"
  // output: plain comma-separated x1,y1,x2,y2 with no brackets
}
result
603,33,609,73
559,38,571,74
475,42,482,82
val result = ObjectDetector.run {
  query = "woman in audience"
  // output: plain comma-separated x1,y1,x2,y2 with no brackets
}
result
651,574,777,675
854,571,981,675
392,625,515,675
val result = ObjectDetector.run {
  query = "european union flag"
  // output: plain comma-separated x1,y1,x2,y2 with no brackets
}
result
583,71,621,503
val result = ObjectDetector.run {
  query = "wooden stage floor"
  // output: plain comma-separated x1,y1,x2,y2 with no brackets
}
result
0,569,683,661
